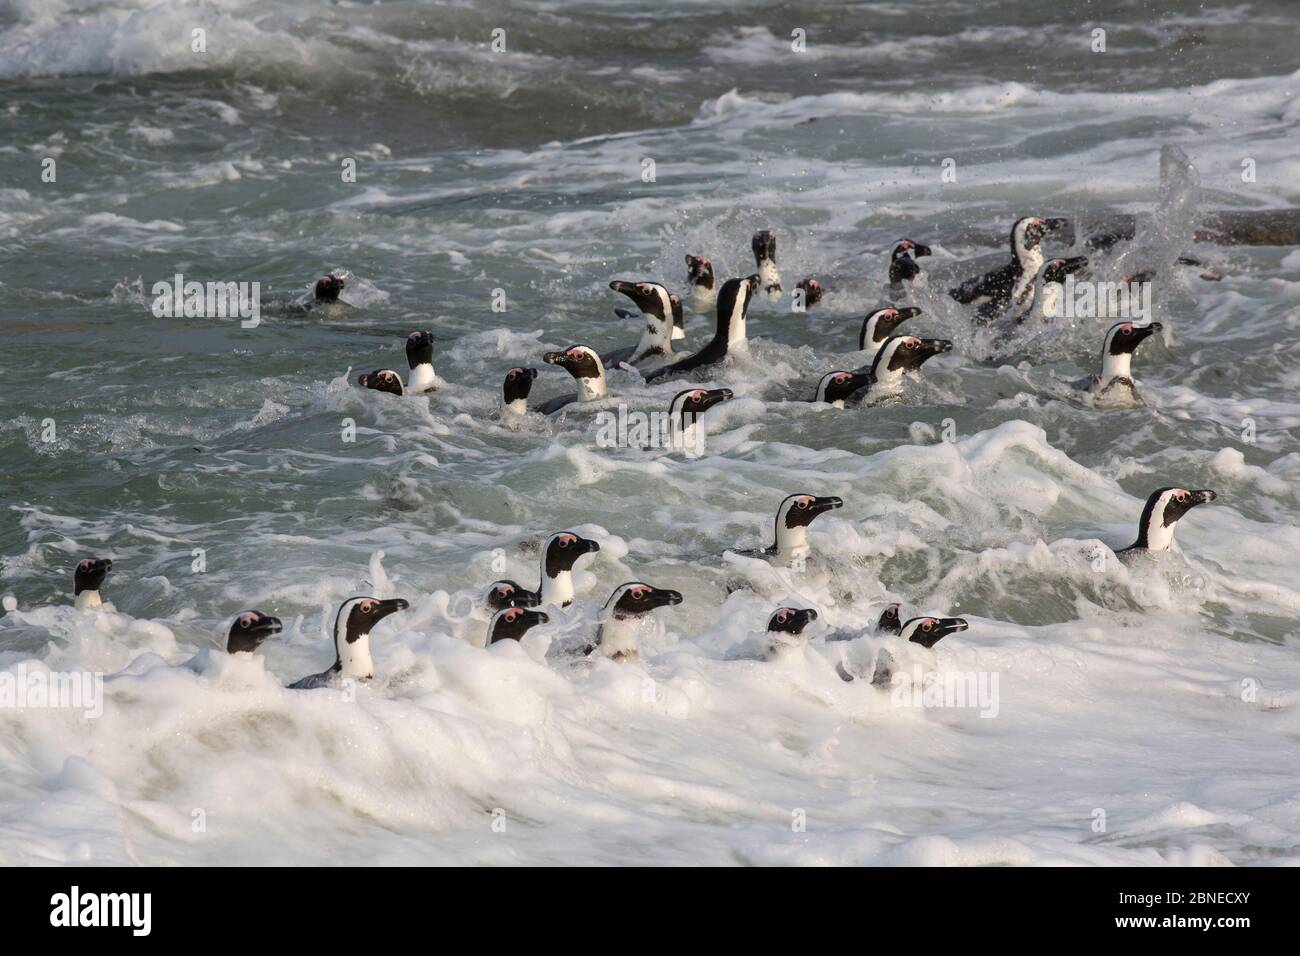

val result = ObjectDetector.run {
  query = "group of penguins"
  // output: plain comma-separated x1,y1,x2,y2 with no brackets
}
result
60,216,1220,690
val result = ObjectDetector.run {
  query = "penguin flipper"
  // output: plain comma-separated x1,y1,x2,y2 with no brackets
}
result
287,669,332,690
537,393,578,416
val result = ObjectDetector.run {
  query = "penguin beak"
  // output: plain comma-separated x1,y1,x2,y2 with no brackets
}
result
810,496,844,516
910,339,953,368
251,614,283,638
792,608,819,631
646,587,684,609
521,610,550,628
1061,255,1089,274
543,350,573,369
912,243,932,257
1043,217,1068,232
699,388,734,411
371,598,410,622
91,558,113,576
1133,322,1162,345
576,537,601,556
896,306,923,320
1190,490,1217,506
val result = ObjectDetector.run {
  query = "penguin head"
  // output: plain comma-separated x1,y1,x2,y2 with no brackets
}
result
543,531,600,577
814,370,872,405
605,582,683,620
878,603,902,634
901,615,968,649
670,387,733,426
502,367,538,404
543,345,605,383
859,306,922,350
685,254,715,289
669,294,684,332
226,610,282,654
873,335,953,376
892,239,932,261
405,331,434,369
1134,487,1218,550
778,493,843,531
752,230,777,263
766,606,818,635
337,596,409,645
73,557,112,595
314,274,345,302
1011,216,1067,255
609,280,673,320
485,579,540,611
796,278,823,306
1103,321,1162,356
357,369,405,396
1039,255,1089,285
488,607,550,645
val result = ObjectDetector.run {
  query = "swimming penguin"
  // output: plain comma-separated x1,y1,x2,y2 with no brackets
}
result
729,493,844,565
73,557,112,610
644,275,759,383
605,280,678,368
667,387,733,454
851,334,954,403
593,582,683,662
1013,256,1090,325
502,367,538,415
870,616,970,687
487,607,550,645
404,330,440,393
1079,321,1162,405
752,230,782,302
357,369,405,396
287,596,410,689
484,579,542,612
762,606,819,659
226,611,282,654
949,217,1068,317
1117,487,1218,554
877,603,902,634
795,278,824,310
685,254,716,316
811,370,873,408
536,345,608,415
858,306,922,360
314,274,345,304
527,531,602,608
888,239,932,302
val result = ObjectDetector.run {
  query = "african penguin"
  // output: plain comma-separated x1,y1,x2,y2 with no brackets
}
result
752,230,782,302
1080,321,1162,404
484,579,542,612
685,254,716,316
405,331,440,393
605,280,678,368
667,386,733,454
73,557,112,610
530,531,601,608
870,616,969,687
314,274,345,303
877,603,902,635
644,275,759,383
795,278,823,310
812,370,873,408
949,216,1068,317
858,306,922,360
357,369,404,396
729,493,844,565
536,345,608,415
888,239,932,302
1013,256,1089,325
487,607,550,645
1118,487,1218,554
502,366,538,415
762,606,819,659
287,596,409,689
226,610,282,655
593,582,683,662
851,334,953,403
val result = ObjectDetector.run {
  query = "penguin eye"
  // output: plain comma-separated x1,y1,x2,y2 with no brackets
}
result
776,610,790,623
568,348,583,358
630,587,648,600
239,613,256,628
359,600,376,613
922,619,934,631
507,369,518,379
1120,323,1133,334
497,584,512,595
834,374,850,384
557,534,575,548
505,610,519,622
78,560,92,571
902,338,918,349
1174,490,1188,502
795,497,812,509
